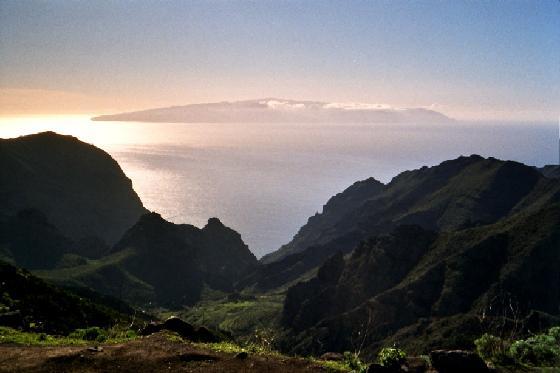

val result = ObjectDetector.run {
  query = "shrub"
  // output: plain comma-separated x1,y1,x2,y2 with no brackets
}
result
69,327,107,342
509,332,560,367
474,333,511,364
250,327,276,353
476,326,560,367
549,327,560,341
377,347,406,369
342,351,368,373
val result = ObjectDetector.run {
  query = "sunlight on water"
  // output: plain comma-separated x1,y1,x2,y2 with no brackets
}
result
0,115,195,147
1,115,557,257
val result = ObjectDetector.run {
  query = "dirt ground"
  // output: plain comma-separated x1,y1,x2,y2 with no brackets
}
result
0,333,329,372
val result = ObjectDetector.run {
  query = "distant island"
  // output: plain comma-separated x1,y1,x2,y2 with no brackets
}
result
91,98,452,123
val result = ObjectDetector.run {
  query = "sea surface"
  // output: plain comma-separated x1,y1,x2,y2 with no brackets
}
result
0,116,557,258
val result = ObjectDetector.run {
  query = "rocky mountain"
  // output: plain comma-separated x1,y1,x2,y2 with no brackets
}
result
280,202,560,356
246,156,560,293
0,132,147,250
111,213,258,306
41,213,258,307
92,98,451,123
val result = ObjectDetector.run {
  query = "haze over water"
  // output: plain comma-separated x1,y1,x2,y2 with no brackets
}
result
0,117,557,257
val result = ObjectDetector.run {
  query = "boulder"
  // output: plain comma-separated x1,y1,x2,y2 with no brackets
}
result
430,350,489,373
140,317,220,343
404,357,429,373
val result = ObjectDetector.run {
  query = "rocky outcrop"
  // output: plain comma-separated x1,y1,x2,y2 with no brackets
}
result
0,132,147,251
140,316,220,342
429,350,490,373
109,213,258,306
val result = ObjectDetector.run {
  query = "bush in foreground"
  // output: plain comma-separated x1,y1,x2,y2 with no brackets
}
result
377,347,407,369
475,326,560,368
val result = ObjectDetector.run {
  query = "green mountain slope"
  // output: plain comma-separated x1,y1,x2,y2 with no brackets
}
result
248,156,560,293
280,203,560,356
0,260,138,335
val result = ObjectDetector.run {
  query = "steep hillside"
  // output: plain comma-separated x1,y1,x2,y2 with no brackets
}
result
261,177,385,264
111,213,257,306
280,203,560,356
0,261,137,335
248,156,560,293
269,156,559,264
0,132,147,250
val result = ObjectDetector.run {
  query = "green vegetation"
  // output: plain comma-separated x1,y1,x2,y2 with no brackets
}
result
475,333,511,365
310,359,352,372
179,294,283,342
33,248,156,307
308,351,369,372
194,340,281,357
342,351,368,372
0,326,137,346
68,326,137,343
377,347,407,369
165,331,358,372
475,326,560,368
0,260,140,335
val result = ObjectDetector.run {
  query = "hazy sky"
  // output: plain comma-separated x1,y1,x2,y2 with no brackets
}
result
1,0,558,120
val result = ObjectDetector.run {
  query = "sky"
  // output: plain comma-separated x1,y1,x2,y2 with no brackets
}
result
0,0,558,120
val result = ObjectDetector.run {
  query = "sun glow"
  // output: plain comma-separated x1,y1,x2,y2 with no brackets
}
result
0,115,180,149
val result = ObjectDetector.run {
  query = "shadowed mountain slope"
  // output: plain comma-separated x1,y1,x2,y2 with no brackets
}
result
247,156,560,294
280,203,560,356
0,132,147,249
538,165,560,179
0,260,138,335
41,213,258,307
110,213,257,306
0,209,71,269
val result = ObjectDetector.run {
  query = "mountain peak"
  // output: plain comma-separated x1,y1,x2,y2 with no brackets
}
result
206,217,224,227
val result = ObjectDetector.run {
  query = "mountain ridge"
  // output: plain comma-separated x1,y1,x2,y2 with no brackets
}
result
261,155,560,267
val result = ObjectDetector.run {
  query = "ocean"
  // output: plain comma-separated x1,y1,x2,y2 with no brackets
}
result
0,116,557,257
